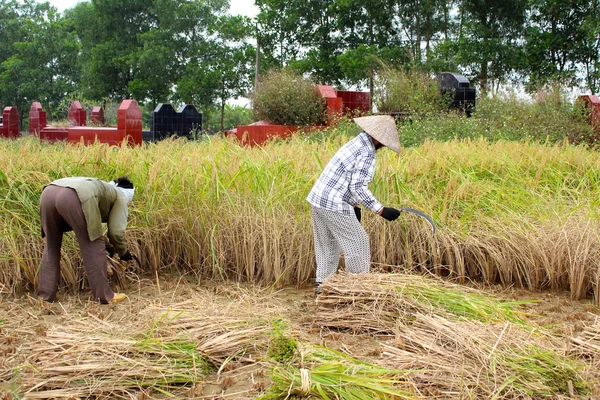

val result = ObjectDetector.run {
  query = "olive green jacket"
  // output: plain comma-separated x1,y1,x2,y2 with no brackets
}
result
46,177,129,255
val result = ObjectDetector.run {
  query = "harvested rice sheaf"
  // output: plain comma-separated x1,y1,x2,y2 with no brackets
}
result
259,343,417,400
383,314,590,399
316,273,592,399
19,309,275,398
20,328,210,399
316,272,526,334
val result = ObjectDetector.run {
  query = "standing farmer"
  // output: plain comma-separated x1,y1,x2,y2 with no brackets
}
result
38,177,135,304
307,115,402,295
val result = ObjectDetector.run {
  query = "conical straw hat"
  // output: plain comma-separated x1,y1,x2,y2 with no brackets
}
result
353,115,401,153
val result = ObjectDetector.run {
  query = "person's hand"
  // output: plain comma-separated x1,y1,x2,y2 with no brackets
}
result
120,250,134,261
354,207,361,223
380,207,401,221
105,244,116,257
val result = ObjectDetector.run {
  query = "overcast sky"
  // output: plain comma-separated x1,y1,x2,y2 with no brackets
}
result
47,0,258,17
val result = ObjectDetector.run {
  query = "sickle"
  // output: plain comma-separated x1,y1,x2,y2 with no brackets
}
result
400,207,436,236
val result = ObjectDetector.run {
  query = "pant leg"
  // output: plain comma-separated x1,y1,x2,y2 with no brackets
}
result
38,186,65,302
315,207,371,275
55,188,115,303
312,207,341,284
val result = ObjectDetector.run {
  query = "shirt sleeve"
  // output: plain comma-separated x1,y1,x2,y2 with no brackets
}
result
107,198,129,255
349,153,384,214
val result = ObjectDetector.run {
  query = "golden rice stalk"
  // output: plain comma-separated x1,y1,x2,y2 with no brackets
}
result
382,313,590,399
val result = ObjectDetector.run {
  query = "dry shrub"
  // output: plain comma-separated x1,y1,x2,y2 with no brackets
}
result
251,70,326,126
375,69,443,114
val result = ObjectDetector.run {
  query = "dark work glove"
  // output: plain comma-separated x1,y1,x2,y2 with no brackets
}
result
353,207,361,223
380,207,401,221
105,243,116,257
103,236,115,257
120,250,134,261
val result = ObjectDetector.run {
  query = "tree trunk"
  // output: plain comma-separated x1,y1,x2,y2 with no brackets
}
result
480,61,488,95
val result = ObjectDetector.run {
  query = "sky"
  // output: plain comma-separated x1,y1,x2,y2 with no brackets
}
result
47,0,258,17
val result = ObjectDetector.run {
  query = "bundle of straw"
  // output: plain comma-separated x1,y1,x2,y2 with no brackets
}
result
21,308,275,398
382,313,589,399
148,310,274,365
316,272,525,334
259,344,417,399
21,327,209,399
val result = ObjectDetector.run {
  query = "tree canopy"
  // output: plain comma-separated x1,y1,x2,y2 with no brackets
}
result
1,0,599,128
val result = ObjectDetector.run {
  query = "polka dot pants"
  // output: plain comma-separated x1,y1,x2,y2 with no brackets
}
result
311,206,370,283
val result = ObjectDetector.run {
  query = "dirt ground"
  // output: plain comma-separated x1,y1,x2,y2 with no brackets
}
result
1,272,599,399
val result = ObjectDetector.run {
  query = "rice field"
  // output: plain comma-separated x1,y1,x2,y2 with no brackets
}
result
0,124,600,398
1,131,599,300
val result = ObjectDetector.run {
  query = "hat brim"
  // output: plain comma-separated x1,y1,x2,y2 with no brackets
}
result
353,115,401,153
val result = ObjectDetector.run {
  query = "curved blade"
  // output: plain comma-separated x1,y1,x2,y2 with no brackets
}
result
400,207,436,236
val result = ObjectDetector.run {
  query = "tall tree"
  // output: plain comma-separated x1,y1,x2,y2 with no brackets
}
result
453,0,528,93
68,0,157,100
255,0,412,93
177,14,255,131
334,0,399,97
0,1,79,120
525,0,595,93
255,0,312,71
580,0,600,94
394,0,452,64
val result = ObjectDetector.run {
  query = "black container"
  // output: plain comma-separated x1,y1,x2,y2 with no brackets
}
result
150,103,203,141
438,72,476,116
142,129,153,142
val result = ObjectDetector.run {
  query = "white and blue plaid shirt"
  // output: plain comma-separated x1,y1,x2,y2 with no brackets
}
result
307,132,384,215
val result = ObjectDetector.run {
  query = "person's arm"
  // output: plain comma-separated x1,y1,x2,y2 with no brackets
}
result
348,154,384,214
107,198,129,256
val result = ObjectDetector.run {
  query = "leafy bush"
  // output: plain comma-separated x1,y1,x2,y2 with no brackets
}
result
397,92,597,148
203,104,254,133
374,69,444,114
252,70,326,126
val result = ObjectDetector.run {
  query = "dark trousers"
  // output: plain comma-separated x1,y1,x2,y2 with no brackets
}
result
38,185,114,303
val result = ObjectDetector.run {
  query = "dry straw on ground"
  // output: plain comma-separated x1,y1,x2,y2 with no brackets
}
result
2,275,599,399
316,273,595,399
18,290,278,399
382,314,589,399
570,317,600,358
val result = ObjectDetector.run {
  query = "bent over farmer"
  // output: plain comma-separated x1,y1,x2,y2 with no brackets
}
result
306,115,402,296
38,176,135,304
